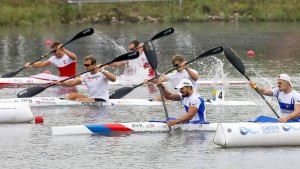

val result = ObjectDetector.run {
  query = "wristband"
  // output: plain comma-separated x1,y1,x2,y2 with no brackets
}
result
100,69,106,73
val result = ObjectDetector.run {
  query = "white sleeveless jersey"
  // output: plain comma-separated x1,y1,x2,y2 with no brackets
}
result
128,52,154,76
80,71,109,101
166,69,198,91
272,88,300,117
139,52,148,65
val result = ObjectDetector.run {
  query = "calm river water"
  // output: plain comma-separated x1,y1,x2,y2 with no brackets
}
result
0,22,300,169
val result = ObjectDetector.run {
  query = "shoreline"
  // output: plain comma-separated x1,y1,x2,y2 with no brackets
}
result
0,0,299,26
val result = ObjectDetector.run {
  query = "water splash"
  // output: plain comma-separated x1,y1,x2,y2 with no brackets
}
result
117,66,150,85
91,31,149,83
92,31,127,55
211,57,228,83
246,57,275,110
197,56,228,87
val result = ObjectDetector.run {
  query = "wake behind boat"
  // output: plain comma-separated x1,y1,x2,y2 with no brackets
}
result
52,122,218,136
0,97,257,106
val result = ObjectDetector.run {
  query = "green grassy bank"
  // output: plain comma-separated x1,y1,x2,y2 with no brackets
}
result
1,0,299,26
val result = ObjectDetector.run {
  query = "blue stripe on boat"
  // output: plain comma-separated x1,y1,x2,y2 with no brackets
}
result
85,124,112,133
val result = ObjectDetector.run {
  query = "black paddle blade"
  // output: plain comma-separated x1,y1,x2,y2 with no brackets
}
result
2,28,94,78
71,28,94,41
223,47,246,76
199,46,223,58
143,41,158,70
17,86,46,98
109,87,134,99
111,51,139,63
2,71,19,78
150,28,174,41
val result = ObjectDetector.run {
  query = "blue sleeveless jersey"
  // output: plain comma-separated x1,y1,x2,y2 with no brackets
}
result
273,88,300,120
181,93,206,123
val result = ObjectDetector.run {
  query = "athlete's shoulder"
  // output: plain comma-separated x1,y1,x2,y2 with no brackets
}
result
189,93,201,102
292,90,300,98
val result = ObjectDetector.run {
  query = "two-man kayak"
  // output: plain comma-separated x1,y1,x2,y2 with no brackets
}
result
52,122,218,135
0,72,248,86
0,97,257,106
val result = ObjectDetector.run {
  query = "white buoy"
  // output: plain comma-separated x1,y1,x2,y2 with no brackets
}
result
214,122,300,147
0,103,33,123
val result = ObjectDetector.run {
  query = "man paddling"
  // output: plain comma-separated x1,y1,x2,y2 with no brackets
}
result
108,40,155,77
108,40,139,68
156,78,206,126
56,55,116,102
249,73,300,123
145,54,199,101
25,41,77,77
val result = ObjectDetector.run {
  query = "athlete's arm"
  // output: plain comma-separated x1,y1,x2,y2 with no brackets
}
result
157,80,180,101
279,103,300,123
59,44,76,60
182,62,198,81
25,60,51,68
57,78,82,87
167,106,198,126
109,61,128,67
102,70,117,82
249,80,273,96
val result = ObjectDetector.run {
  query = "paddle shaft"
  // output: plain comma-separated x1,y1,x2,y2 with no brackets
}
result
17,51,139,98
144,46,224,83
2,28,94,78
223,46,280,119
244,75,281,119
28,38,79,65
128,57,201,90
47,52,139,89
109,47,224,99
13,50,53,74
29,29,93,66
143,41,173,131
128,28,174,52
155,70,170,120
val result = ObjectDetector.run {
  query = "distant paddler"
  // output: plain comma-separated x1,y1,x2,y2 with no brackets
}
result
25,41,77,77
156,78,207,126
249,73,300,123
55,55,116,102
108,40,155,77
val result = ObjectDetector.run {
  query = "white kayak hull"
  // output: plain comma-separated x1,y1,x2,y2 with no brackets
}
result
52,122,218,136
0,77,52,86
0,97,257,106
0,78,247,86
213,122,300,147
0,103,33,123
0,72,248,86
0,97,163,106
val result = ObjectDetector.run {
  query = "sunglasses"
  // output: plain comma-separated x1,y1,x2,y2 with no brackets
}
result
173,64,179,67
129,47,138,51
84,64,92,67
